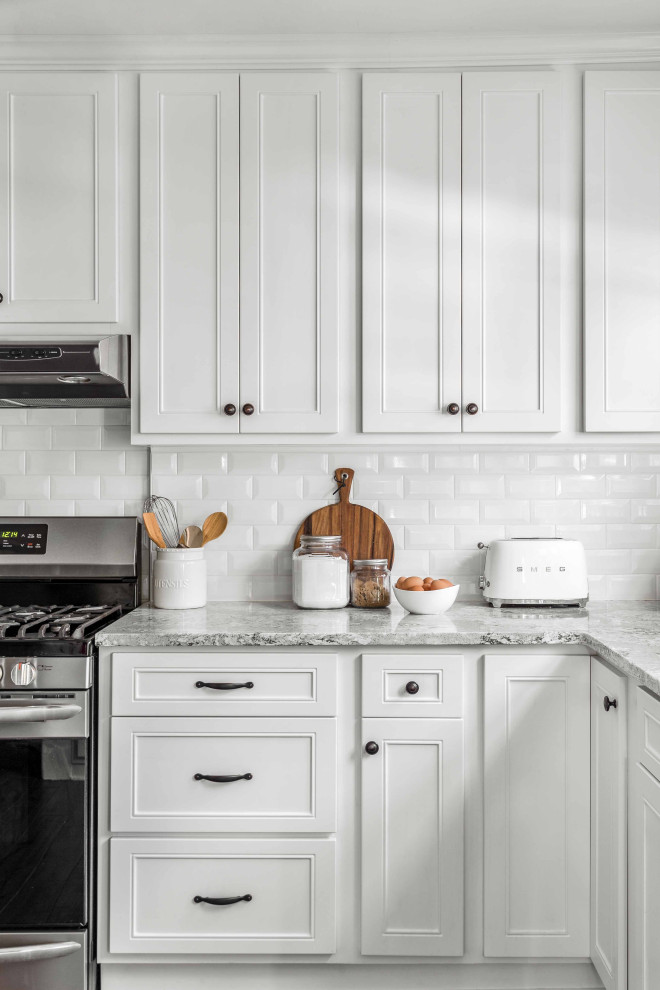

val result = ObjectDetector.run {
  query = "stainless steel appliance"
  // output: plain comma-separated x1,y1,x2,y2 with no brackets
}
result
0,517,140,990
0,336,130,408
479,537,589,608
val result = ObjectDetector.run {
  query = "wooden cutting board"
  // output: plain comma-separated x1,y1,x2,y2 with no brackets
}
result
294,468,395,568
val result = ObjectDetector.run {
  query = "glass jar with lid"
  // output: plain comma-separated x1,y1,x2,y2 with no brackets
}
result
350,559,391,608
292,535,350,609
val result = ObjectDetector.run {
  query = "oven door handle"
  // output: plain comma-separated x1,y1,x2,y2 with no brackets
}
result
0,704,82,723
0,940,81,964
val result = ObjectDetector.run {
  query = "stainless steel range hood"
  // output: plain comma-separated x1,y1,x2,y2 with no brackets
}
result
0,336,130,407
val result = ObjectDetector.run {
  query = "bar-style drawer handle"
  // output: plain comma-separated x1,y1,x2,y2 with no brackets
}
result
194,773,253,783
0,941,81,964
194,895,252,906
195,681,254,690
0,704,81,724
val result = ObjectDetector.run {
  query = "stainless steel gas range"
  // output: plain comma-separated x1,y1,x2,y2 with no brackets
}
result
0,517,140,990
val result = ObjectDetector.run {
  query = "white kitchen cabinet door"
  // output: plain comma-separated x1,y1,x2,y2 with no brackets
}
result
139,73,239,434
362,73,462,433
361,718,464,956
483,654,590,957
462,72,561,432
590,658,627,990
0,73,117,323
584,72,660,431
240,73,338,433
629,763,660,990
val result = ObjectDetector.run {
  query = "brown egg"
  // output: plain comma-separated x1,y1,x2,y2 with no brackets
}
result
408,584,425,591
422,577,434,586
430,578,453,590
395,577,409,589
401,576,424,590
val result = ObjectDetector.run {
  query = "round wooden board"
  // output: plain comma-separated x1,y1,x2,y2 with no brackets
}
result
293,468,395,569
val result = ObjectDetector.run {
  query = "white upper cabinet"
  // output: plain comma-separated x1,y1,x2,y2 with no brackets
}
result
240,73,339,433
585,71,660,431
483,654,590,957
0,72,118,323
362,73,462,433
462,72,561,432
139,73,240,434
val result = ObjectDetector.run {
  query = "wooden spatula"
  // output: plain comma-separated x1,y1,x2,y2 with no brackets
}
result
294,468,395,569
179,525,203,548
142,512,166,549
202,511,228,546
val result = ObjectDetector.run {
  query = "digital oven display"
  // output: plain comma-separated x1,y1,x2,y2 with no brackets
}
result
0,524,48,554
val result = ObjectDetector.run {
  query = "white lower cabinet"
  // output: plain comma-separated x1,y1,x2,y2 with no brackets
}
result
629,763,660,990
483,654,591,957
360,718,464,956
109,837,336,954
110,716,336,832
590,658,627,990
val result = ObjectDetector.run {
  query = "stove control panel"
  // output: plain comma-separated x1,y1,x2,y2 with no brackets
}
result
0,524,47,554
0,346,62,360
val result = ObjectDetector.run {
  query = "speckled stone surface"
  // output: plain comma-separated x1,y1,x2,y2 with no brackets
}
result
97,600,660,697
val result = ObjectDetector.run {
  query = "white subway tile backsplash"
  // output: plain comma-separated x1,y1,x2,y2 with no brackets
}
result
178,451,227,475
404,475,454,498
581,500,630,522
26,451,77,477
253,525,297,550
205,525,252,550
151,474,202,499
582,452,629,471
3,426,51,449
405,525,453,549
229,500,277,524
329,453,378,474
381,452,429,473
0,500,26,514
607,525,658,549
455,475,505,498
556,475,606,497
150,451,178,475
532,452,581,473
630,550,660,574
203,476,253,500
431,500,479,523
379,500,429,524
100,476,148,500
556,524,607,547
228,451,278,475
76,499,124,516
253,476,303,499
1,475,49,499
0,451,26,473
607,574,657,600
101,427,132,449
75,450,124,475
481,500,530,524
481,452,530,473
278,500,323,525
586,549,632,574
429,550,481,575
531,500,581,524
454,525,505,549
391,550,430,577
51,476,100,499
631,500,660,523
228,550,278,575
505,475,555,498
302,476,336,499
353,475,403,499
606,474,656,497
26,499,74,516
631,452,660,471
53,427,101,450
279,452,328,475
433,452,479,472
505,524,556,539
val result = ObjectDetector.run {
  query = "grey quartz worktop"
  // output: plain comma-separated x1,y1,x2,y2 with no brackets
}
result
97,599,660,697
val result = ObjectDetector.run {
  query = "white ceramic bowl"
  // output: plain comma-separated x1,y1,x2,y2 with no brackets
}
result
393,583,460,615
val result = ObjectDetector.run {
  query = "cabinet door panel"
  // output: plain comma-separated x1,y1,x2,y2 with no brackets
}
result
361,718,464,956
0,72,117,322
629,763,660,990
590,658,627,990
462,72,560,432
585,71,660,431
362,73,462,432
139,73,239,433
483,654,590,956
240,73,338,433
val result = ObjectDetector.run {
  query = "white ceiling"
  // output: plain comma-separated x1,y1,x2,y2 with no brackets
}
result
0,0,659,36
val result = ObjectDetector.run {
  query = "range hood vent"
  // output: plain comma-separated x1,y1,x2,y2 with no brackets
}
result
0,336,130,408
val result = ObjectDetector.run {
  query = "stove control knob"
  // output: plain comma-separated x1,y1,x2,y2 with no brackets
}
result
11,661,36,686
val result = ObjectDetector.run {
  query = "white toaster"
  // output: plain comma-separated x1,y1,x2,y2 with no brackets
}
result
480,538,589,608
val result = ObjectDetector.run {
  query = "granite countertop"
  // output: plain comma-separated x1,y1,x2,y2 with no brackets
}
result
96,600,660,697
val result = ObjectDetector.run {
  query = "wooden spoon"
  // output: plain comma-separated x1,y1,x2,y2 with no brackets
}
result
202,511,228,546
179,525,203,548
142,512,166,549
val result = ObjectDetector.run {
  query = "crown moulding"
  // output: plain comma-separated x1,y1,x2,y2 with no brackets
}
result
0,32,659,68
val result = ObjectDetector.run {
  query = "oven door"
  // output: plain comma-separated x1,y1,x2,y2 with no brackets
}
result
0,931,87,990
0,692,89,930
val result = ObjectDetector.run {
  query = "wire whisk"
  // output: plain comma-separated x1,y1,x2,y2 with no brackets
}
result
143,495,180,548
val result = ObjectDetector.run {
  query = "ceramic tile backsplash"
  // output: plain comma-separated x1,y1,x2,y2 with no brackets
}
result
0,414,659,603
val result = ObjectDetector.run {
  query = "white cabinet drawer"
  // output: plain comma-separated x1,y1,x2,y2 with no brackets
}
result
637,687,660,783
109,837,336,955
110,717,336,832
362,654,463,717
111,652,337,716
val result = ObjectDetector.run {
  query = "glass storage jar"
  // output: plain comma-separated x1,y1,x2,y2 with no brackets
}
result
350,559,391,608
292,535,350,609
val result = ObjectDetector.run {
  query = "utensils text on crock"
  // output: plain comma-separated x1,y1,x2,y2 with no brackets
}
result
179,525,203,549
143,495,180,548
142,512,166,549
202,512,228,546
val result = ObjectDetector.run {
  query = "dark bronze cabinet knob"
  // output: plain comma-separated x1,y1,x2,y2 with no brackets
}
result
447,403,460,415
223,403,237,416
365,741,379,755
0,292,4,303
466,402,479,415
405,681,420,694
604,696,618,712
242,403,255,416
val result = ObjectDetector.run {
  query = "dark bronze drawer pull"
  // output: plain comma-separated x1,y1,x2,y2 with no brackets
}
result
604,696,618,712
405,681,420,694
195,681,254,690
193,773,253,783
194,895,252,906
